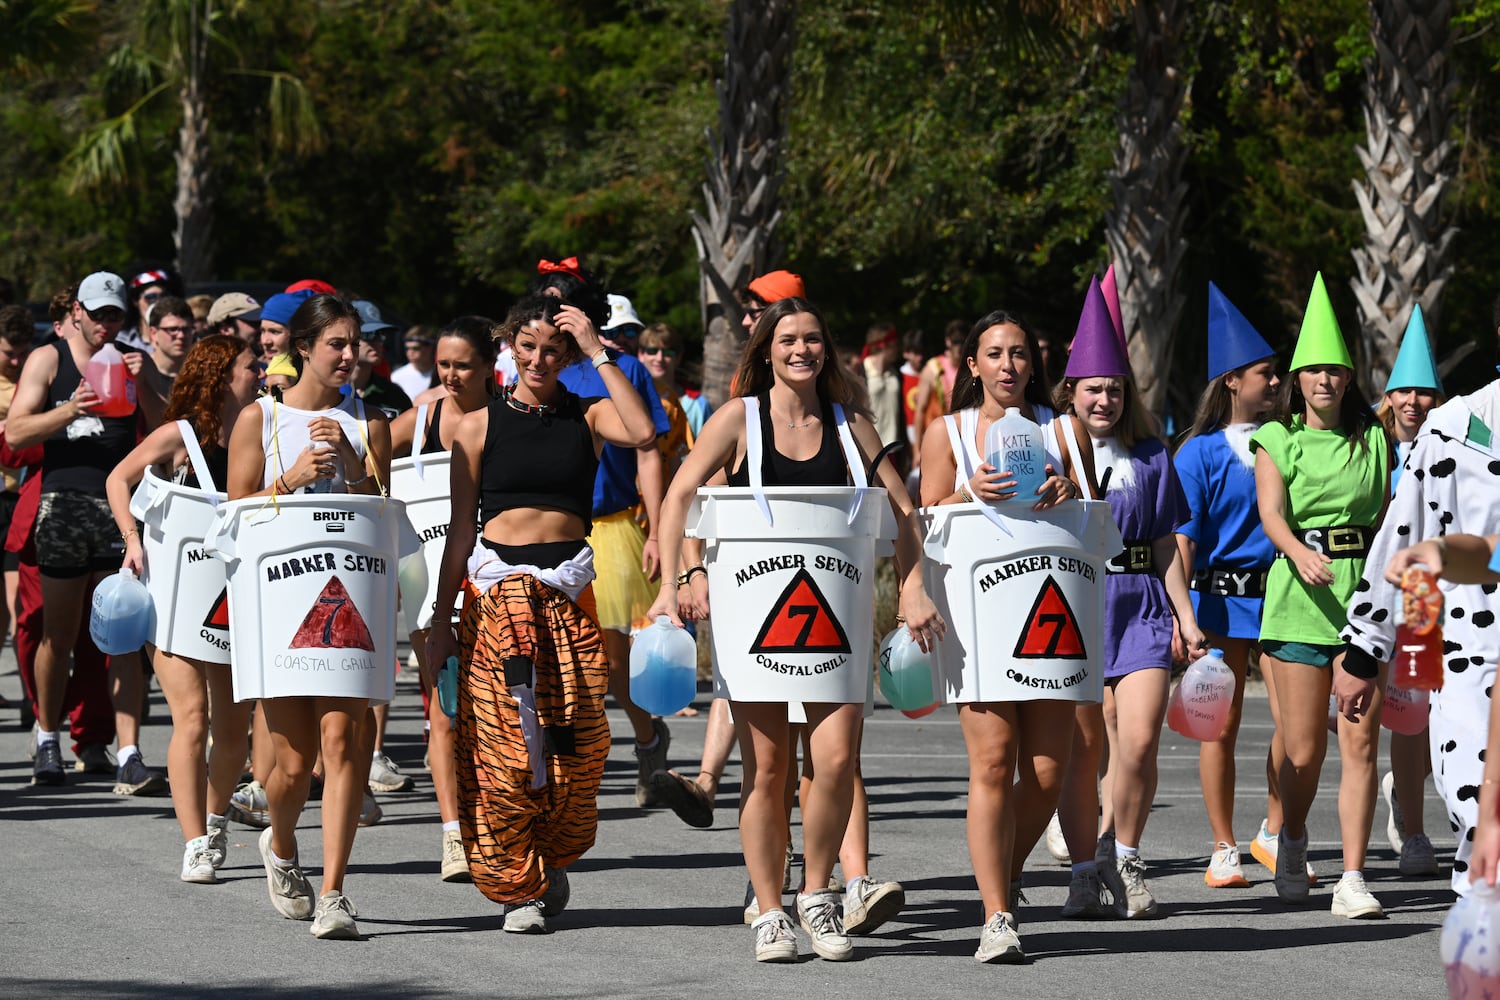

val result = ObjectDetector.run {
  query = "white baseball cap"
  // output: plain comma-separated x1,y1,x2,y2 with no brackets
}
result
78,271,127,311
602,293,643,332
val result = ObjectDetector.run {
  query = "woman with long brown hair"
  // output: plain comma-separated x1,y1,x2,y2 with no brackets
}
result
105,334,263,883
649,296,943,964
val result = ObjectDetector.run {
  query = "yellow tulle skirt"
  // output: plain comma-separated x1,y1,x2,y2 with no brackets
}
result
585,510,656,631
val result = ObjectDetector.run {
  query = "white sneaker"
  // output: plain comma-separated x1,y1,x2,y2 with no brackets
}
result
310,890,361,939
180,836,217,884
227,780,271,829
259,828,314,920
359,790,383,827
1273,832,1310,904
1383,770,1406,854
1330,871,1385,919
206,815,229,870
974,911,1024,964
503,899,549,934
440,828,470,883
796,889,853,961
1206,842,1250,888
1113,855,1158,918
368,751,413,793
752,910,798,963
1061,868,1110,918
1399,833,1440,877
742,879,760,925
842,875,904,935
1045,811,1070,863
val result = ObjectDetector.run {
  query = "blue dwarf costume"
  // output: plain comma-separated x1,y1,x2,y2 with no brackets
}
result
1174,283,1278,640
1341,308,1499,894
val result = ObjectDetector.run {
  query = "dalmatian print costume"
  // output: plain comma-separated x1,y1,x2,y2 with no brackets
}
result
1342,382,1500,894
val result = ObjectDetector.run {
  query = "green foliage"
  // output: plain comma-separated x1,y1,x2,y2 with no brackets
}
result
2,0,1498,406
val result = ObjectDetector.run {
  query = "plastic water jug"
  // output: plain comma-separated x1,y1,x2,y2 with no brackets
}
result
397,551,429,635
984,408,1047,503
1166,648,1234,741
1381,680,1429,736
630,616,697,716
877,627,940,718
89,568,154,654
437,655,460,721
84,343,136,418
1444,881,1500,998
1327,693,1339,733
1166,681,1188,734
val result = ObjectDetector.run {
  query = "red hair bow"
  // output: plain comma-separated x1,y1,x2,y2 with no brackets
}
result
536,257,583,281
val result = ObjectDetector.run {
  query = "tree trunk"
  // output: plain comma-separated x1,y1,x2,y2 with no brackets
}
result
173,2,212,284
1103,0,1189,418
1349,0,1455,397
693,0,795,407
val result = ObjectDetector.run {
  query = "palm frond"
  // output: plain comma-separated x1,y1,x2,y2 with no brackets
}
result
0,0,96,76
235,69,324,155
65,80,172,192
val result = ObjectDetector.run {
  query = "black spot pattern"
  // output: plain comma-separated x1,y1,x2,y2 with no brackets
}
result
1446,641,1464,654
1356,578,1372,594
1441,511,1455,526
1469,828,1477,842
1484,584,1498,596
1482,749,1488,763
1474,610,1496,629
1430,457,1458,478
1445,741,1459,753
1452,607,1466,619
1459,784,1481,802
1457,860,1470,873
1372,645,1385,658
1450,658,1470,673
1490,459,1500,475
1353,602,1373,617
1429,501,1440,511
1414,468,1427,481
1372,609,1388,623
1474,656,1487,666
1397,524,1412,536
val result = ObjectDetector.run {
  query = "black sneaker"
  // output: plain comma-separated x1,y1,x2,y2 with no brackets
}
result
113,755,167,796
32,740,65,786
75,743,116,774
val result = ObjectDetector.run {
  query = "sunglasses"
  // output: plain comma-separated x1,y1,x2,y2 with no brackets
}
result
85,306,125,323
154,323,193,336
744,306,766,321
638,346,677,359
141,289,163,304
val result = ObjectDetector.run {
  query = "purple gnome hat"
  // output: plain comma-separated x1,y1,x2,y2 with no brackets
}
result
1065,276,1131,380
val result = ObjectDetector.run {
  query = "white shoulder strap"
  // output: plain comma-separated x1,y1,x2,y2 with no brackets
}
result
830,403,868,524
1058,416,1096,500
943,413,969,488
175,419,219,496
953,408,1012,537
412,403,429,478
742,396,773,526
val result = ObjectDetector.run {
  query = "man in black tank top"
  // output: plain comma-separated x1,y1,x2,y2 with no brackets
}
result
7,272,168,792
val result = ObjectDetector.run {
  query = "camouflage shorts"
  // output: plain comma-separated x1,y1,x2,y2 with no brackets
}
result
35,490,123,578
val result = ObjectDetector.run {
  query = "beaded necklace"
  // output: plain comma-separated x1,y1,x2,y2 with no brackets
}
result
502,382,559,416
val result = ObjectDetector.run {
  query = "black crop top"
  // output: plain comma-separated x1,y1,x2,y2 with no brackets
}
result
181,442,229,492
727,392,850,487
480,390,598,532
420,397,448,455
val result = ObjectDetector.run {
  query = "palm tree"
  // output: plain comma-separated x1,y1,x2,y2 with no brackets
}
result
67,0,321,284
0,0,94,77
1349,0,1455,396
1103,0,1189,417
692,0,795,408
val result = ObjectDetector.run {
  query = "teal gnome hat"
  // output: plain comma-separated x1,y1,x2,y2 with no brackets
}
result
1384,304,1443,394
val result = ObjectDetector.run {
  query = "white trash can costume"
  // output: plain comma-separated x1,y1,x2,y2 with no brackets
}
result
687,397,894,704
390,404,460,635
127,420,231,664
922,409,1122,704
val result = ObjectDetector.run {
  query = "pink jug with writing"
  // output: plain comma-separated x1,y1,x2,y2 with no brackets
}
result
84,343,135,418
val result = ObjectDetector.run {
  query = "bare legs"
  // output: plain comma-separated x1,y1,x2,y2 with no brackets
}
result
1263,654,1330,841
1200,636,1251,846
1337,658,1386,872
153,649,253,841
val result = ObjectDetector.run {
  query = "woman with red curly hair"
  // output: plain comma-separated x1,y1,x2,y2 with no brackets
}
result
104,334,263,884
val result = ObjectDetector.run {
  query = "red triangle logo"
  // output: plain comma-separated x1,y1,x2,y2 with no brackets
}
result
289,576,375,651
202,588,230,631
750,568,852,654
1012,575,1087,660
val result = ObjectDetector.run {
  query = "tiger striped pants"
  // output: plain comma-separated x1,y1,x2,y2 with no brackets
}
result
456,573,609,904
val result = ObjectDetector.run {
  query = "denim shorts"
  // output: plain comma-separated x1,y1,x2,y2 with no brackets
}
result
1261,639,1340,669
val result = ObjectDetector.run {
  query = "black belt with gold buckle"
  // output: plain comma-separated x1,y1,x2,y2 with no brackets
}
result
1290,525,1372,560
1105,542,1154,575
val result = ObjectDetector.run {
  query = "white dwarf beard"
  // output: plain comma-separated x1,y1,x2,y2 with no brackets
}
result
1223,423,1256,469
1091,435,1136,493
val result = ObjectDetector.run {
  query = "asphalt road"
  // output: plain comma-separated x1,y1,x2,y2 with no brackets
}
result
0,652,1452,1000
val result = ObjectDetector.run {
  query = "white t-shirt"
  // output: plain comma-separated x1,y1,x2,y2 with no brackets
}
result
390,362,437,402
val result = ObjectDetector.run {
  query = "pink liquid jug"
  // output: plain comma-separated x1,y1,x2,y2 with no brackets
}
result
1167,648,1234,741
1381,680,1430,736
84,343,135,418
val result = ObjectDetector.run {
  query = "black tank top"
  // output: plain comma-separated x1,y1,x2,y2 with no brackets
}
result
42,342,140,493
181,442,229,492
420,398,448,455
480,389,597,532
727,392,849,487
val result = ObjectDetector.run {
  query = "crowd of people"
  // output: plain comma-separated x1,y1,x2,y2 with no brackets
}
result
2,257,1492,965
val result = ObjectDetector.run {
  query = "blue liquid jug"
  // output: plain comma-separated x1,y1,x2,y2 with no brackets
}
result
630,616,697,716
984,407,1047,503
89,568,155,655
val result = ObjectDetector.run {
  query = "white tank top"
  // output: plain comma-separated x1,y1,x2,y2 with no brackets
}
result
258,394,369,492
